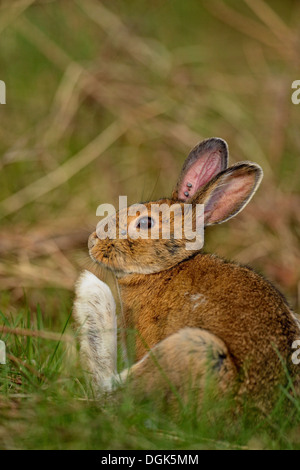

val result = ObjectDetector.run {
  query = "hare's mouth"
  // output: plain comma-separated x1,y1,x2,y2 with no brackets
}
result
88,234,130,276
88,233,112,264
88,244,113,268
89,249,127,277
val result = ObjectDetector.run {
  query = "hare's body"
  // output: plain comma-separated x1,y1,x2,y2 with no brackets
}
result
74,137,300,411
118,252,299,402
74,270,237,412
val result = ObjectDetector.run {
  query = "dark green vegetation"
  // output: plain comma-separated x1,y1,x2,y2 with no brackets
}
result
0,0,299,449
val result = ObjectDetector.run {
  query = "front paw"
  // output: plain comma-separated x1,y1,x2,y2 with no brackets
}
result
73,271,117,391
73,270,116,327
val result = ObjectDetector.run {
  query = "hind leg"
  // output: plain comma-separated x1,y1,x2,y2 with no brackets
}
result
120,327,237,407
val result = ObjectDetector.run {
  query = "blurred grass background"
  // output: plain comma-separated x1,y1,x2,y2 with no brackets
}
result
0,0,300,449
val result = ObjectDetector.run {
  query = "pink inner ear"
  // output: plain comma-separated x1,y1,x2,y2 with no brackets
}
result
204,175,254,225
178,152,223,201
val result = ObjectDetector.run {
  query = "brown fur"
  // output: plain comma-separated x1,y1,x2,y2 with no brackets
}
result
86,137,300,408
124,327,237,412
117,253,299,404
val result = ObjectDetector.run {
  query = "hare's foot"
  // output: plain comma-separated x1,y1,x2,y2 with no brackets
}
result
118,327,237,409
73,270,117,392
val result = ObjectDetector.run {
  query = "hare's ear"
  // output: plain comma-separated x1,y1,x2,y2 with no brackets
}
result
172,137,228,202
193,162,263,226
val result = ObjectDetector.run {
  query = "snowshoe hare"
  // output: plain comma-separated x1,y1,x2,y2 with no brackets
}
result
74,137,300,410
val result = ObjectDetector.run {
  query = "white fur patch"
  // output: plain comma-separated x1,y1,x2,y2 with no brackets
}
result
190,293,207,310
74,270,117,392
75,270,114,307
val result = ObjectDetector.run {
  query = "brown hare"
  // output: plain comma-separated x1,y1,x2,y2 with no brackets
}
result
74,137,300,411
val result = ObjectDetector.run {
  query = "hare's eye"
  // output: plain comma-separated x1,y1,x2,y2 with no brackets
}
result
136,216,154,230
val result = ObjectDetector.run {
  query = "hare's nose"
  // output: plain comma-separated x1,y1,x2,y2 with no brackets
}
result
88,232,98,250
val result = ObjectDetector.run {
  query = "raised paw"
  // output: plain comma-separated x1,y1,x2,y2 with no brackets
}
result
74,271,115,320
73,270,117,392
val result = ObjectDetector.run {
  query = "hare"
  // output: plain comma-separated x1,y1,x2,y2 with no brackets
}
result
74,137,300,410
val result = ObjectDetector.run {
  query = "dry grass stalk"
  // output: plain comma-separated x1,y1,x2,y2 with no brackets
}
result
243,0,295,46
1,325,74,343
76,0,170,76
0,121,127,219
206,0,297,62
0,0,36,35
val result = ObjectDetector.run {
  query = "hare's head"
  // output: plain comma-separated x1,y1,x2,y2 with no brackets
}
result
89,138,263,276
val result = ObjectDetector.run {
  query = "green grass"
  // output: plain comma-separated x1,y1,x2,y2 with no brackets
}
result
0,308,300,450
0,0,300,449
